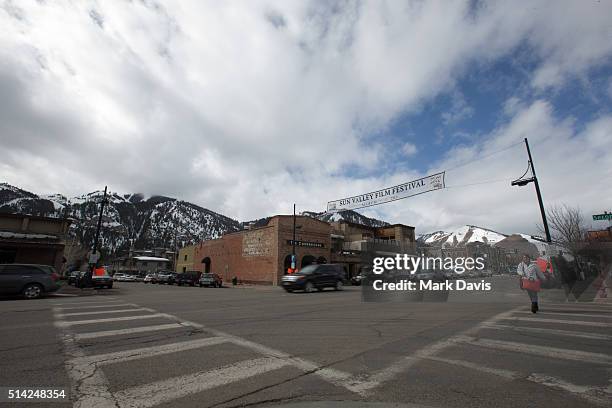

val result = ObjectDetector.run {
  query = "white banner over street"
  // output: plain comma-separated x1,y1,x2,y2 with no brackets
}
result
327,172,445,212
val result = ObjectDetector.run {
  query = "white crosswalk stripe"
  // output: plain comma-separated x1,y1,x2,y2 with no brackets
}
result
515,310,612,319
114,357,291,408
481,323,612,341
500,316,612,327
71,336,228,366
56,307,148,317
452,335,612,365
74,323,189,340
55,303,134,310
56,313,167,326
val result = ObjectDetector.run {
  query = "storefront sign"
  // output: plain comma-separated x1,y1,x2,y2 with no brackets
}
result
327,172,445,212
287,240,324,248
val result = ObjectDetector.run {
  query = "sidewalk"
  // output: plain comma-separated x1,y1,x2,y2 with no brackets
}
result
54,283,116,297
225,283,279,292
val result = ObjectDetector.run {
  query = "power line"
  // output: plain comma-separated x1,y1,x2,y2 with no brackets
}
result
445,178,514,189
443,140,524,173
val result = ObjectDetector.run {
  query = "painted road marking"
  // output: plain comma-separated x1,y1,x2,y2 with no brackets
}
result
481,323,612,341
56,313,167,327
70,336,228,366
74,323,189,340
53,308,117,408
501,316,612,327
50,300,122,306
421,356,610,406
348,307,524,394
57,308,148,317
55,303,134,310
114,357,291,408
515,311,612,319
454,335,612,365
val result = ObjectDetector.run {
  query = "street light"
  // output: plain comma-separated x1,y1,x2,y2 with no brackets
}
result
511,138,551,243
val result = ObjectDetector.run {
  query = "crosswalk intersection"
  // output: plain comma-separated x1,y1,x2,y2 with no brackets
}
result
50,297,612,407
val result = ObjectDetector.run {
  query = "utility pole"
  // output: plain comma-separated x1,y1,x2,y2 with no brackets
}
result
511,138,551,243
85,186,108,285
524,138,551,243
292,203,296,272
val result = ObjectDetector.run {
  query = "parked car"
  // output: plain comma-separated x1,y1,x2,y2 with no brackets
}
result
0,264,60,299
479,269,493,278
156,272,176,285
144,273,157,283
281,264,345,293
199,273,222,288
91,268,113,289
67,270,81,286
113,273,137,282
176,271,202,286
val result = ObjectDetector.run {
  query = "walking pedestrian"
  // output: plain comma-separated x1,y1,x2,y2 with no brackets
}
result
517,254,546,313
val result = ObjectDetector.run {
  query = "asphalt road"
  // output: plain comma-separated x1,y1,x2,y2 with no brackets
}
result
0,276,610,408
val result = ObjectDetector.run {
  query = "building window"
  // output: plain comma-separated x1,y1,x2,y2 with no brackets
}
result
184,254,188,261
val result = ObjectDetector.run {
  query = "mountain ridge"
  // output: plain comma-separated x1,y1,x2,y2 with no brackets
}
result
0,183,390,256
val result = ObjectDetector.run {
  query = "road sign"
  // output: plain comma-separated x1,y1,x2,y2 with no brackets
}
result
592,213,612,221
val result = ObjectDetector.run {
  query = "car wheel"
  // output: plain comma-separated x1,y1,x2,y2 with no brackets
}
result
285,289,293,293
335,280,343,291
199,284,203,287
304,281,314,293
108,284,113,289
23,283,43,299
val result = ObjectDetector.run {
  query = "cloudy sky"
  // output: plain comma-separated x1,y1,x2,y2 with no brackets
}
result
1,0,611,235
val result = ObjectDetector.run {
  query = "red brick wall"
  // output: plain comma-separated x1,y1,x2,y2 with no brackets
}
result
192,216,333,285
272,216,331,283
194,227,278,284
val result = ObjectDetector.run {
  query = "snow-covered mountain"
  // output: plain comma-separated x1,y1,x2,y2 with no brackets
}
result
302,210,389,228
418,225,507,247
0,183,240,256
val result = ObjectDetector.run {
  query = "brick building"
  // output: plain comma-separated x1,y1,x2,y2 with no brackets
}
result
0,213,71,272
189,215,416,285
193,215,331,285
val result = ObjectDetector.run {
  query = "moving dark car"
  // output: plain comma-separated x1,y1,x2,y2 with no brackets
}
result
176,271,201,286
199,273,222,288
0,264,60,299
281,264,345,293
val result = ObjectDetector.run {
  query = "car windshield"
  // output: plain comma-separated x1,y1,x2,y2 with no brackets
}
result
297,265,318,275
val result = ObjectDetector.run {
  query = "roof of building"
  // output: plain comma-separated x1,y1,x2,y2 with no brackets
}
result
0,231,61,241
133,256,170,262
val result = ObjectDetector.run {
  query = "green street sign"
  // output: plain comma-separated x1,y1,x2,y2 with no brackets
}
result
593,213,612,221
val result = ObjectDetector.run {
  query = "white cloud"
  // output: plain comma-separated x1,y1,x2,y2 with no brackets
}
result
1,0,611,234
401,143,418,157
382,100,612,234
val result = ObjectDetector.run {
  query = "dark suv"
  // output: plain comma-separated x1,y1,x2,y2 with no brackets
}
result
281,264,345,293
176,271,201,286
0,264,60,299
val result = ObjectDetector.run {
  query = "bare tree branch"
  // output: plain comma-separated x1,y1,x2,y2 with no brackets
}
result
538,204,587,257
